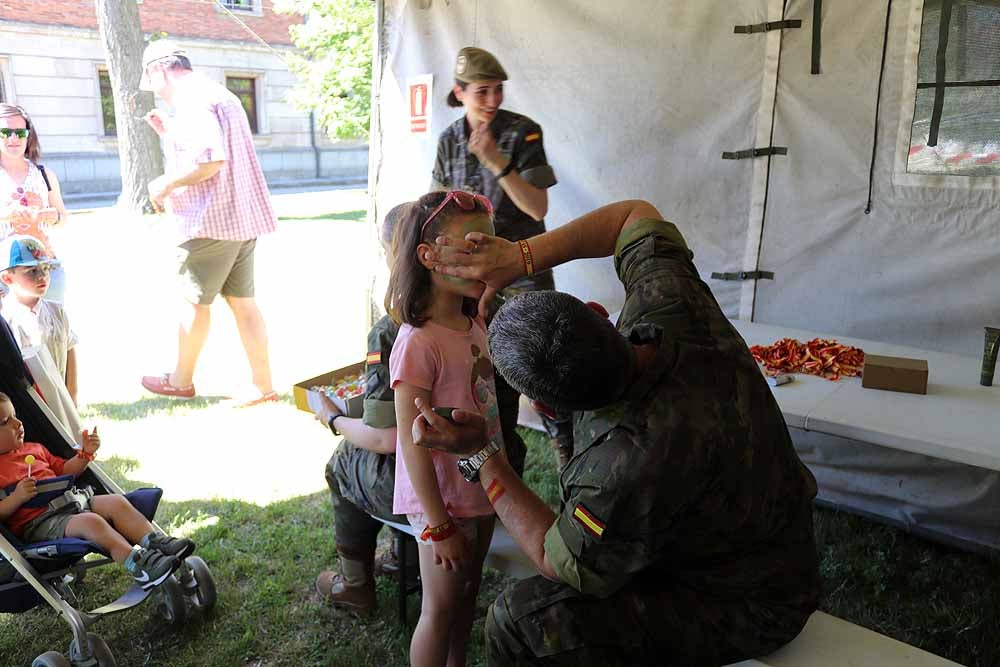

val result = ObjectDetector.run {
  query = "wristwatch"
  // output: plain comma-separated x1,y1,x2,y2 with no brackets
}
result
457,441,501,483
328,414,342,436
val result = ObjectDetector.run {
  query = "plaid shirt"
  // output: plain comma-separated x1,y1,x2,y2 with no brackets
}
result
164,75,276,242
432,109,556,242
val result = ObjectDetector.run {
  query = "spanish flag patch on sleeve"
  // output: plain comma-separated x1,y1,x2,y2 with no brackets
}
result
572,504,605,539
366,351,382,365
524,131,541,142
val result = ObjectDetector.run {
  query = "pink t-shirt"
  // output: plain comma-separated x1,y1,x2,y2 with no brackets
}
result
390,317,503,518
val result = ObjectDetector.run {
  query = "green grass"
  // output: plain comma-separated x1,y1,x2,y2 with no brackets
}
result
276,210,367,222
2,425,998,666
78,393,294,422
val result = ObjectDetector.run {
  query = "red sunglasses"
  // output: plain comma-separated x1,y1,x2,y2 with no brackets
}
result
421,191,493,238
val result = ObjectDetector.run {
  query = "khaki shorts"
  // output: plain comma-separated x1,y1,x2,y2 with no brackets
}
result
177,238,257,305
20,505,83,543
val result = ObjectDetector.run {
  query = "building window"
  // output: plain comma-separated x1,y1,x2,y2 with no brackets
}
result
220,0,256,11
98,69,117,137
907,0,1000,177
226,76,259,134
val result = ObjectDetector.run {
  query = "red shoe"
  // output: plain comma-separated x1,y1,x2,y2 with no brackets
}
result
233,391,279,408
141,374,196,399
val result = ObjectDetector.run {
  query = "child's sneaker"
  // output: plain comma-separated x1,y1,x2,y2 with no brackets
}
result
124,546,179,590
141,532,196,560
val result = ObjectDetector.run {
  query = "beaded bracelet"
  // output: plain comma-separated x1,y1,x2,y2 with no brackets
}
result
518,239,535,277
420,519,457,542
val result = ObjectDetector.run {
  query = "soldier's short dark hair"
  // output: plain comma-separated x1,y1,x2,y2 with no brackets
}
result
489,292,634,411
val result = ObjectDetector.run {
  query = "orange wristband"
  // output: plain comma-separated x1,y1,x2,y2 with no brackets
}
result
420,519,457,542
76,450,95,462
518,239,535,277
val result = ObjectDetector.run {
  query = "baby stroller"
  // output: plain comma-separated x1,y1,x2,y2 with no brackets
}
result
0,316,217,667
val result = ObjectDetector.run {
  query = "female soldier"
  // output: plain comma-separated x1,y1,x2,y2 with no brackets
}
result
432,46,573,468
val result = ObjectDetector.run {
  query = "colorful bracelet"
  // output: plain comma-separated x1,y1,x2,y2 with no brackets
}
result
518,239,535,277
76,450,95,462
420,519,457,542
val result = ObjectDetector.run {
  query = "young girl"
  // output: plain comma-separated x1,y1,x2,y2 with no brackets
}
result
386,191,505,667
0,104,69,303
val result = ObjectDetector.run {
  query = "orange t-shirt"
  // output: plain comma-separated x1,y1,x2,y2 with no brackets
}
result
0,442,67,537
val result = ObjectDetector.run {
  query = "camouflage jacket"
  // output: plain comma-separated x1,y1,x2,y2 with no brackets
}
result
432,109,557,243
362,315,399,429
543,219,821,610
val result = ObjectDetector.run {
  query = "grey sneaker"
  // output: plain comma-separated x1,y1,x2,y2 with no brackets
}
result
141,532,196,560
124,546,179,590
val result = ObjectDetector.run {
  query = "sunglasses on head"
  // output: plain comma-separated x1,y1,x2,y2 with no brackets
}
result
421,191,493,238
0,128,30,140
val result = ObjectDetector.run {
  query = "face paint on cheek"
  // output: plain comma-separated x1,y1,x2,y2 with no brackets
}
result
442,274,476,286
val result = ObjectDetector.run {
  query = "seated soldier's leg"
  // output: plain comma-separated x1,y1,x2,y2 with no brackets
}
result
486,575,812,666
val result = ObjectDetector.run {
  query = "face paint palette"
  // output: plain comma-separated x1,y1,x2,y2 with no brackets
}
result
293,361,367,417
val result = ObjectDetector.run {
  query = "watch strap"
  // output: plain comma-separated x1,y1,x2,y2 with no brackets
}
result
328,414,341,436
496,159,517,179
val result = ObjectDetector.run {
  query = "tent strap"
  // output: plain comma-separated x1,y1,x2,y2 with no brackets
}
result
734,19,802,34
865,0,893,215
722,146,788,160
928,0,955,147
711,271,775,281
811,0,822,74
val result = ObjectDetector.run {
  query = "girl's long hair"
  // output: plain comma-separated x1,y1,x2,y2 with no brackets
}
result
385,191,485,326
0,104,41,163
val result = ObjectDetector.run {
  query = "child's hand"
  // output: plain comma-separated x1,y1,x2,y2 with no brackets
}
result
432,530,467,572
81,427,100,455
13,477,38,503
31,207,60,225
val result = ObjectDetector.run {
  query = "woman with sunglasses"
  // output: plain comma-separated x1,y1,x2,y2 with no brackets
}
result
0,104,69,303
385,191,508,667
434,47,576,469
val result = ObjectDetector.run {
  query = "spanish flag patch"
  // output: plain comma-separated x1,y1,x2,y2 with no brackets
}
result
366,351,382,365
572,504,605,539
524,132,541,142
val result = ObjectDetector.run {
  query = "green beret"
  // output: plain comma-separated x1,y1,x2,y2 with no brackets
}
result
454,46,508,83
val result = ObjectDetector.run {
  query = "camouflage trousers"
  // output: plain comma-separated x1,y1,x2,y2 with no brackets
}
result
485,575,813,666
325,442,405,560
499,272,575,454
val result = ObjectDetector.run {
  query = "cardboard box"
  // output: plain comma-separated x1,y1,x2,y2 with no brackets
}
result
294,361,366,417
862,354,928,395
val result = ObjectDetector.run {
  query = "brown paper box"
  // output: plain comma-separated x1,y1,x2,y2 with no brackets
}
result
862,354,928,395
294,361,366,416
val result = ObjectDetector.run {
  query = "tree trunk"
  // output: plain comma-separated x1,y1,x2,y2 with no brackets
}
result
94,0,163,213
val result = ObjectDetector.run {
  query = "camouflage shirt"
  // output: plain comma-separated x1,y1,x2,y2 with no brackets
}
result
362,315,399,429
432,109,557,243
543,219,821,610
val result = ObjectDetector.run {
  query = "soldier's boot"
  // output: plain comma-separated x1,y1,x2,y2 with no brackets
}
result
550,436,574,472
315,556,375,614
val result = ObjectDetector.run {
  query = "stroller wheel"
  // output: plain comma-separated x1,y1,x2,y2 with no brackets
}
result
32,651,70,667
155,574,188,626
180,556,217,612
68,632,116,667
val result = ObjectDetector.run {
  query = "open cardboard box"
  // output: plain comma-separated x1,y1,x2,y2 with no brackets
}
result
294,360,366,417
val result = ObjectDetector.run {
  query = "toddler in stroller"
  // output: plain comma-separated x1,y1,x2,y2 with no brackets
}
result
0,316,216,667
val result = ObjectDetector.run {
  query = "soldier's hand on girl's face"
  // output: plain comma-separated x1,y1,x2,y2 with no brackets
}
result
13,477,37,502
433,530,467,572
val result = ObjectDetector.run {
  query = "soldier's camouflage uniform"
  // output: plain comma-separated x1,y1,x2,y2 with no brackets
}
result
433,109,574,451
486,219,822,666
328,315,526,559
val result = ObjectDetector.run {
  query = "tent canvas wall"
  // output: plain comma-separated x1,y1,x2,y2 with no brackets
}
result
369,0,1000,551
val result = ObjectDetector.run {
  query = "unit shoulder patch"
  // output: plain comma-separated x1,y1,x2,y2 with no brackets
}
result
572,503,605,539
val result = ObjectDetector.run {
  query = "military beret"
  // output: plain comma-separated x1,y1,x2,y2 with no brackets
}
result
454,46,508,83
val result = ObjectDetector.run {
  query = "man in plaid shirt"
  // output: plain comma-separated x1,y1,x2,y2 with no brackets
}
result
138,41,277,406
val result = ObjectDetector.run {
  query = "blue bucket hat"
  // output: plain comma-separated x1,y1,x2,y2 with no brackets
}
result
0,235,59,273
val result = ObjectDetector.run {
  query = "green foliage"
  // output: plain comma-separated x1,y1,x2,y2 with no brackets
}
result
275,0,375,141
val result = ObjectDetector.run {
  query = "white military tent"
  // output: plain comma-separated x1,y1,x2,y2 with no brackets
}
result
368,0,1000,552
